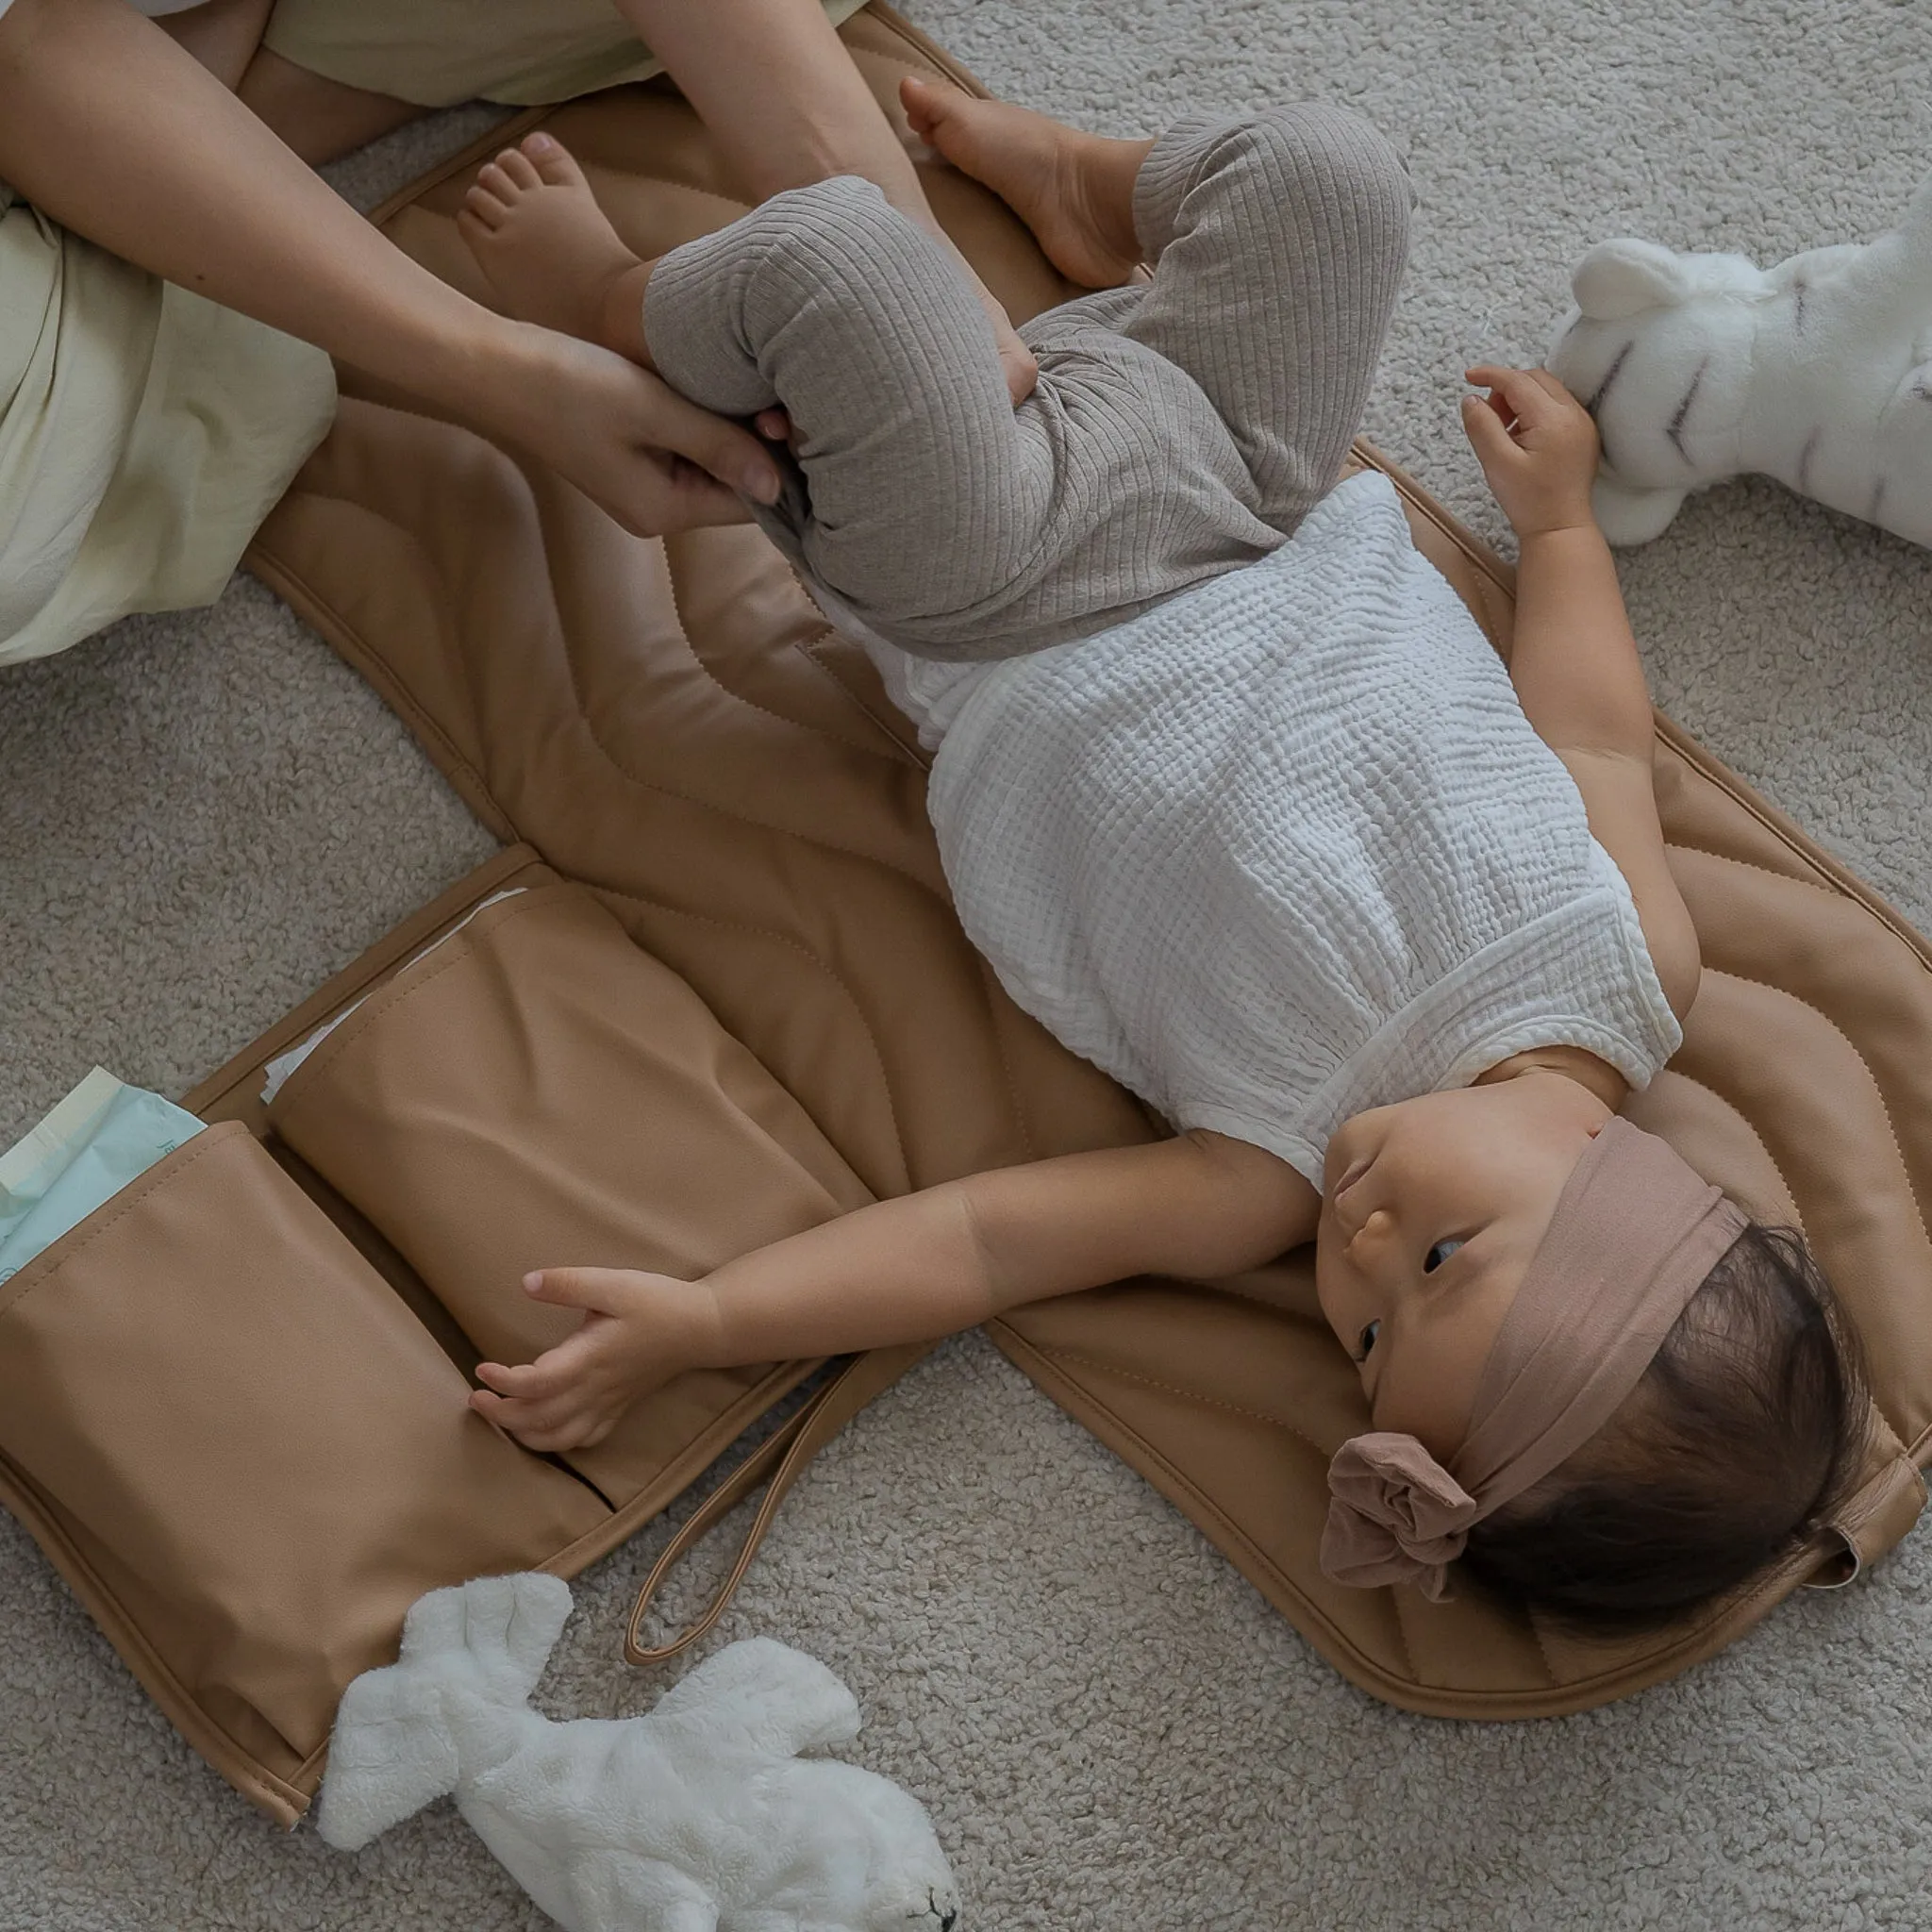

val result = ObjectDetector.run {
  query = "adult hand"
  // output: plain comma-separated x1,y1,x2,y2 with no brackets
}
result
967,262,1039,407
492,323,783,536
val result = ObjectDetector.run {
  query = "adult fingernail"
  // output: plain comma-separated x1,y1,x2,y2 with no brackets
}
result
742,464,780,504
523,1272,542,1292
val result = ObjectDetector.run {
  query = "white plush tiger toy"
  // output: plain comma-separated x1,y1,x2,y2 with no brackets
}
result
1545,175,1932,549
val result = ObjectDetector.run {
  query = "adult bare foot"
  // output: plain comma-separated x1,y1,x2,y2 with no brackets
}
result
901,75,1147,291
457,132,654,367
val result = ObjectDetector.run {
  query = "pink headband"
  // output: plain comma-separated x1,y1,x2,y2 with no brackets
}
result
1320,1116,1750,1601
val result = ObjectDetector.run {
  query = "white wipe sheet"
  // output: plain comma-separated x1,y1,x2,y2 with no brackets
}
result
259,889,528,1106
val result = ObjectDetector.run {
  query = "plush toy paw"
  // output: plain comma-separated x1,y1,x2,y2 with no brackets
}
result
1590,474,1691,547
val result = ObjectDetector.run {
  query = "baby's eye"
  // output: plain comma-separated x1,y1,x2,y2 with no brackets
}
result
1357,1319,1381,1361
1424,1240,1463,1274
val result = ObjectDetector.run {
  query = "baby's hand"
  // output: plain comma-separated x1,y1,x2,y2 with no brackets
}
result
470,1267,708,1452
1460,364,1600,538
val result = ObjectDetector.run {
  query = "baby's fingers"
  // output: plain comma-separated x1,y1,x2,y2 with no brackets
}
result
1464,364,1543,425
1459,391,1523,465
470,1384,601,1452
475,1326,606,1402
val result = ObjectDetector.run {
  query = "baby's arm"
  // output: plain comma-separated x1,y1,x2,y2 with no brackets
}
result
471,1131,1318,1451
1461,365,1702,1021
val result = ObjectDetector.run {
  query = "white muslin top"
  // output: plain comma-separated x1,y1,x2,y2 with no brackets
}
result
851,470,1683,1188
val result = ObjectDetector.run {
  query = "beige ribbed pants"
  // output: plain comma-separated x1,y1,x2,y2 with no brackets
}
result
644,106,1412,662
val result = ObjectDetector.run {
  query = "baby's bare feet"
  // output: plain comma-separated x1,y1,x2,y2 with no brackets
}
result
900,75,1145,291
458,132,654,367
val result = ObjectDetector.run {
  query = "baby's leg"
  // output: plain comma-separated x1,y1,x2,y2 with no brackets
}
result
1121,105,1412,533
642,178,1057,635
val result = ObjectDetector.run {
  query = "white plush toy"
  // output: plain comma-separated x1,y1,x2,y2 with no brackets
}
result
318,1573,961,1932
1545,176,1932,547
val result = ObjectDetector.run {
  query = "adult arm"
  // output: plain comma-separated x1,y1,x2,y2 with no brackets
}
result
617,0,1037,403
1462,364,1702,1021
0,0,782,533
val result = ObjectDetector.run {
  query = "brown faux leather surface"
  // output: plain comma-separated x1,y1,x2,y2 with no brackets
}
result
234,0,1932,1723
268,878,872,1505
11,3,1928,1828
0,1123,608,1818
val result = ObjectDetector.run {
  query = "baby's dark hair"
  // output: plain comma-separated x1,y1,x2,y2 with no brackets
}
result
1459,1222,1869,1638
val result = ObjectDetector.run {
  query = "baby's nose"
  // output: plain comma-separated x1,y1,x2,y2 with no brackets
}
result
1344,1205,1396,1257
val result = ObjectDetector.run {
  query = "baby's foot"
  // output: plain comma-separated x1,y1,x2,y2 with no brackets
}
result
901,75,1144,290
458,132,654,367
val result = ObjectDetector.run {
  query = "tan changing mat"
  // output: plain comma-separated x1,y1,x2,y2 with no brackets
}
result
8,4,1929,1826
246,0,1932,1702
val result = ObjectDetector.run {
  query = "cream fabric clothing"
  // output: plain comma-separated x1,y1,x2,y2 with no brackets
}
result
0,189,334,667
0,0,206,16
863,471,1684,1185
262,0,873,109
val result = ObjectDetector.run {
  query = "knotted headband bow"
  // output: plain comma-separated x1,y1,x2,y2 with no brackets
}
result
1320,1116,1750,1600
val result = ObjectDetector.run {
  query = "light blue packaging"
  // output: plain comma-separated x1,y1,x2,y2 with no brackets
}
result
0,1068,206,1285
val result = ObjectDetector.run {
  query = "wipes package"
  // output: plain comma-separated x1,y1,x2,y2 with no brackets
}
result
0,1068,206,1283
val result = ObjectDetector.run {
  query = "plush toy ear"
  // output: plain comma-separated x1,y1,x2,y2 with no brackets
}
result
1571,239,1692,320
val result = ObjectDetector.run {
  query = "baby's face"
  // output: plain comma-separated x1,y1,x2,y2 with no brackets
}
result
1315,1073,1613,1458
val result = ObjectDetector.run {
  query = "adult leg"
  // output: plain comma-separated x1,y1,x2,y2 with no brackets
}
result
148,0,420,164
154,0,271,90
236,46,425,167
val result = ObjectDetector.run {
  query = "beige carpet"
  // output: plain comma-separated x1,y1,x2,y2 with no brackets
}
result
3,3,1931,1925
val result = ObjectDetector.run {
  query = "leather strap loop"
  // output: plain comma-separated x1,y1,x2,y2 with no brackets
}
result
624,1341,935,1666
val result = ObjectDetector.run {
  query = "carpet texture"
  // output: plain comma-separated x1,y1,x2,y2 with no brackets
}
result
3,4,1930,1925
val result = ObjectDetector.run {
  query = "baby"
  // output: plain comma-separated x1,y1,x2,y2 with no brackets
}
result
454,84,1867,1632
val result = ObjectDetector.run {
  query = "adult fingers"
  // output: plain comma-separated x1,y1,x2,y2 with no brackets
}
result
999,332,1040,407
646,462,758,534
643,380,782,504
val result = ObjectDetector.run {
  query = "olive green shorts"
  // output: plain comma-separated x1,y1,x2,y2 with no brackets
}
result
262,0,872,108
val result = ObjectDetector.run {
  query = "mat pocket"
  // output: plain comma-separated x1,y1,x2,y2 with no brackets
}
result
0,1121,608,1773
266,883,874,1505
